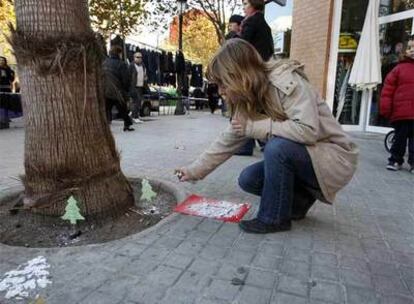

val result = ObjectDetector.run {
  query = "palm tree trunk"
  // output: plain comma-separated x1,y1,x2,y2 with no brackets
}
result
11,0,134,217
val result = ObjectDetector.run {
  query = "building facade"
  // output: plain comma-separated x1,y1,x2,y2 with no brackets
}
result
291,0,414,133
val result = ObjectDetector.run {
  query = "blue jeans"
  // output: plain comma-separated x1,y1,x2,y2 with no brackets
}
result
238,137,321,224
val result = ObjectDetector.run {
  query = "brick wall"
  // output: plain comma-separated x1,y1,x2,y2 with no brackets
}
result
290,0,334,98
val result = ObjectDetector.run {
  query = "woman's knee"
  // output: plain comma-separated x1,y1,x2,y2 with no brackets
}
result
263,137,298,161
238,168,261,195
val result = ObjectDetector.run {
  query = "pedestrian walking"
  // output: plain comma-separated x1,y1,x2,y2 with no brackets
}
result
380,36,414,173
176,39,358,234
103,45,134,131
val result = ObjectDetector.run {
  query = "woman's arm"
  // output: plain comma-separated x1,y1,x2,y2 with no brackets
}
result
185,125,248,180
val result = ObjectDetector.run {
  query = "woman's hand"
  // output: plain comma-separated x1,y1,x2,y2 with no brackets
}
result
231,116,247,136
174,168,192,182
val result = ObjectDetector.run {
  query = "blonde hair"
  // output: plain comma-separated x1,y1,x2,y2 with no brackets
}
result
206,38,286,121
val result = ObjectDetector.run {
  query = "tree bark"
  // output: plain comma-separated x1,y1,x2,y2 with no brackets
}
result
12,0,134,217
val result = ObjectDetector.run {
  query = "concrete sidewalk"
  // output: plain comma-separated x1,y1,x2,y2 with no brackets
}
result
0,112,413,304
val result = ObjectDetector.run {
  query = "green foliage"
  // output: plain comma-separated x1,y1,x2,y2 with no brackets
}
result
0,0,15,61
89,0,145,38
147,0,242,45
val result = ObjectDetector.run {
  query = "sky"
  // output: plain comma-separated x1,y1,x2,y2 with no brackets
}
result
130,0,293,48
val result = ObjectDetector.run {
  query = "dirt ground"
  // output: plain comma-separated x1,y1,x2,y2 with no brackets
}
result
0,180,177,248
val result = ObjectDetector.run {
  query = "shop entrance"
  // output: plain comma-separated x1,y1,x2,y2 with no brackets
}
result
328,0,414,133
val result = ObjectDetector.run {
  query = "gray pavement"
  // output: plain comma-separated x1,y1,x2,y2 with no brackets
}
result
0,112,413,304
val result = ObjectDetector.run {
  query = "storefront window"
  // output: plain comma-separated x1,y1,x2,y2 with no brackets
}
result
370,18,413,127
379,0,414,17
333,0,368,125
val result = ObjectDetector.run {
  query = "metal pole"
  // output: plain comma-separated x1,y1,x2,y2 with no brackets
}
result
175,3,185,115
178,12,184,52
119,0,127,62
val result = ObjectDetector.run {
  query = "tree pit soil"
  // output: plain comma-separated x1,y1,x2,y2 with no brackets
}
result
0,180,178,248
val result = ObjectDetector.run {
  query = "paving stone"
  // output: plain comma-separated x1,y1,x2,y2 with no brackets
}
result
373,275,411,295
245,269,277,289
312,252,338,267
163,252,194,269
139,246,171,261
236,285,272,304
259,242,284,258
223,249,256,266
215,263,249,281
173,241,205,256
270,292,307,304
122,258,160,276
126,282,168,304
153,235,184,249
369,261,400,277
251,254,280,270
311,264,339,281
188,258,221,276
380,295,414,304
159,287,198,304
199,244,229,261
189,230,214,244
284,247,311,263
345,286,380,304
340,269,373,288
146,265,183,286
339,256,370,273
277,275,308,297
196,219,223,234
310,281,344,304
203,279,240,301
116,242,148,258
174,270,212,292
280,260,310,278
313,240,336,254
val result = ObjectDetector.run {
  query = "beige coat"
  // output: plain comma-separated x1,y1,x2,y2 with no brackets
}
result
186,60,359,203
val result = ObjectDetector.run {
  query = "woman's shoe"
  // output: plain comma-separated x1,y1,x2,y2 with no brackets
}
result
123,126,135,132
239,218,291,234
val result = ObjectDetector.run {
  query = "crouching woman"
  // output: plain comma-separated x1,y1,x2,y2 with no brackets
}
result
176,39,358,233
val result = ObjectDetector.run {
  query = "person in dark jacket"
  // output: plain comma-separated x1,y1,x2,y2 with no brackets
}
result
207,83,219,114
380,37,414,173
225,15,244,40
235,0,274,155
0,56,16,129
129,51,147,123
0,56,15,93
240,0,274,62
103,45,134,131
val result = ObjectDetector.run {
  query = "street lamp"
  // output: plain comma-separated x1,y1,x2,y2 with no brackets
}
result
174,0,187,115
177,0,187,52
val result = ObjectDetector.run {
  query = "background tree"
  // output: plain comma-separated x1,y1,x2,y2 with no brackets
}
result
0,0,15,60
148,0,242,45
167,10,219,70
89,0,145,39
10,0,134,218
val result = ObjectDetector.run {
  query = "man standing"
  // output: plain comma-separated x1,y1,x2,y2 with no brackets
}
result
103,45,134,131
225,15,244,40
129,52,147,123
